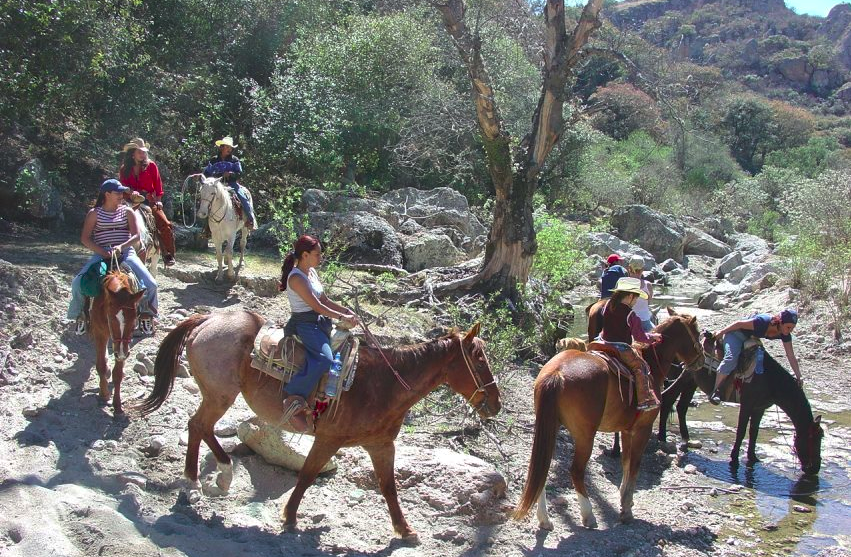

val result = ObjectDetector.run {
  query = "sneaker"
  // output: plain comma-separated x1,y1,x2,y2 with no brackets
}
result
139,316,155,335
709,390,722,405
75,317,87,335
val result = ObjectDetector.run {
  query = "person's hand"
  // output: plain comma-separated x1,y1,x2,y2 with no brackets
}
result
155,201,163,209
649,332,662,342
340,313,360,327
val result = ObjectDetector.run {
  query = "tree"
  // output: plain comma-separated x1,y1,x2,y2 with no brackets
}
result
435,0,605,297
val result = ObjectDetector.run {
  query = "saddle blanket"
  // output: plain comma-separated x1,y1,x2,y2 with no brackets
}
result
249,320,359,399
715,338,763,403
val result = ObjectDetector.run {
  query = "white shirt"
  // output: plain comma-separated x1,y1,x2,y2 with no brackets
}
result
286,267,324,313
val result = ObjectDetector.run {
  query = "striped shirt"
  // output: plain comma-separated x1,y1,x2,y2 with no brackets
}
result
93,205,130,249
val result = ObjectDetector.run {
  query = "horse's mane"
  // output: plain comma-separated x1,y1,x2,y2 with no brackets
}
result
361,331,461,373
762,351,813,421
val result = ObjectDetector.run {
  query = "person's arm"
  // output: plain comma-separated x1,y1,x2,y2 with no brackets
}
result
288,274,350,320
151,164,164,205
320,293,360,325
716,319,755,338
783,340,802,385
629,312,659,343
80,210,111,258
116,209,140,253
228,159,242,183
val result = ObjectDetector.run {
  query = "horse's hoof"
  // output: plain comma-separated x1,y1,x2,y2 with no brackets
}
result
399,530,420,544
583,516,599,529
618,511,633,524
539,519,554,531
746,456,760,467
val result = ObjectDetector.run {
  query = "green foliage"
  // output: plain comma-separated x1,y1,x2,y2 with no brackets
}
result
780,169,851,245
531,212,592,290
763,136,843,178
747,210,780,242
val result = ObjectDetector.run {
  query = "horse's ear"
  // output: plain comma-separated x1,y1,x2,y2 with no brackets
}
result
666,306,678,316
131,289,146,304
465,322,481,341
814,415,822,425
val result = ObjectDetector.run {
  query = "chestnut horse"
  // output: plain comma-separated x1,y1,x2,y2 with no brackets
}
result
89,269,145,414
137,311,501,539
660,332,823,475
513,312,704,529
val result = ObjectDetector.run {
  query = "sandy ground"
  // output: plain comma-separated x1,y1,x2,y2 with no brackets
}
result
0,225,849,557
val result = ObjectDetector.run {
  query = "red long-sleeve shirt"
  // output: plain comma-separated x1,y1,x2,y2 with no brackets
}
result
120,161,164,200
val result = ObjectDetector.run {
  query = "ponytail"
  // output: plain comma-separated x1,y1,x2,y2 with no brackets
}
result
279,253,296,291
278,234,321,291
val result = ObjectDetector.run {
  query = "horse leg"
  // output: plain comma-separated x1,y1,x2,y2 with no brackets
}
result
675,385,697,444
237,226,247,269
569,432,597,529
183,394,236,500
225,235,236,279
364,442,418,541
282,437,340,530
746,408,765,466
535,480,554,530
730,406,751,467
111,360,125,415
94,333,110,404
212,234,224,281
619,422,652,522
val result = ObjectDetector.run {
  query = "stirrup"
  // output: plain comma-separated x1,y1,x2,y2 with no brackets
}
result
637,399,659,412
139,316,155,335
282,395,309,432
75,317,87,335
709,390,722,405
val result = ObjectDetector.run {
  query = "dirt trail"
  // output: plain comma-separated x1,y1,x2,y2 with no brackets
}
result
0,226,849,557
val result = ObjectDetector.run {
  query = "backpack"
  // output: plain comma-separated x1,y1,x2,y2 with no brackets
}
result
80,260,108,298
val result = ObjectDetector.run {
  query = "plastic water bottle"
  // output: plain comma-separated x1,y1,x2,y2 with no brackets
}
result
326,352,343,397
754,346,764,375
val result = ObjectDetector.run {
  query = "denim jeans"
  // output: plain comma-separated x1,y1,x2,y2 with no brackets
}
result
717,330,748,376
67,247,158,319
286,321,334,398
230,183,255,223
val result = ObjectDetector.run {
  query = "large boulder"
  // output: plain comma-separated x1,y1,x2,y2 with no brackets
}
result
579,232,657,270
381,187,487,239
683,226,733,258
237,418,336,473
611,205,685,262
835,82,851,103
730,232,771,263
402,232,464,272
717,251,744,278
308,211,403,267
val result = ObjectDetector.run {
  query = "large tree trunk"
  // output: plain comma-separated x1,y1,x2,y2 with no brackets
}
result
436,0,604,298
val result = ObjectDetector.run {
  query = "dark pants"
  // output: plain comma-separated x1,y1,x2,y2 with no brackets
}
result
285,312,333,398
229,183,254,223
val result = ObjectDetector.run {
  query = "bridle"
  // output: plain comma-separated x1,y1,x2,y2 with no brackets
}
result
198,181,228,224
102,264,136,357
678,319,706,371
460,337,497,414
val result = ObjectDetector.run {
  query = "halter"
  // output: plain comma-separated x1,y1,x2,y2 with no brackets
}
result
460,336,497,413
198,180,228,224
678,318,706,371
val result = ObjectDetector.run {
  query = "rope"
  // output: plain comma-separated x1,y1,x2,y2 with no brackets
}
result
180,173,202,227
359,321,411,390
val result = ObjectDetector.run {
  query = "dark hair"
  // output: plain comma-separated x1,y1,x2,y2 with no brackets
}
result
610,290,631,306
279,235,321,291
119,149,149,179
94,192,107,208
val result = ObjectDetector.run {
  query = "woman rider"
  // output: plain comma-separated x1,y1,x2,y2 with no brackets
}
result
67,179,158,335
710,309,801,405
278,235,359,431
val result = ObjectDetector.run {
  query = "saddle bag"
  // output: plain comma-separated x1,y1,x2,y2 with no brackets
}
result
80,260,108,298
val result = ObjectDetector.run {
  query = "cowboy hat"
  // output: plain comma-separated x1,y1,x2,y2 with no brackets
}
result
122,138,149,152
215,136,238,148
612,277,648,299
628,255,645,271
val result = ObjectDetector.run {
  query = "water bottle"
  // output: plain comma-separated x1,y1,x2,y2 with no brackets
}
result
326,352,342,397
754,346,764,375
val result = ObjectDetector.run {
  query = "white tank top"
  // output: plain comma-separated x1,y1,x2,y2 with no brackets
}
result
632,279,653,320
286,267,324,313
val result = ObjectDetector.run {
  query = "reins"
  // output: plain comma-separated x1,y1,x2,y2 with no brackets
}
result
359,320,411,390
199,182,229,224
459,336,496,412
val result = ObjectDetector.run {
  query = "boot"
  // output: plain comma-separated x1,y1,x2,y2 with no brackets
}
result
635,373,660,412
282,394,309,432
709,389,722,405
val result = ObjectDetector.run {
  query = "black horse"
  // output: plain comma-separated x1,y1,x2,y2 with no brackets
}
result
659,335,824,475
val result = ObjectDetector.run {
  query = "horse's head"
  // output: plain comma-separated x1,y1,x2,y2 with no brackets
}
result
795,415,824,476
446,323,502,419
660,308,705,371
102,271,145,361
196,176,224,219
701,329,723,361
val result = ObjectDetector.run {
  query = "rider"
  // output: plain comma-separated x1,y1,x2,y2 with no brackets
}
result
627,256,654,332
278,235,359,431
67,179,158,335
118,138,176,267
709,309,801,405
203,136,255,230
589,276,661,411
600,253,628,299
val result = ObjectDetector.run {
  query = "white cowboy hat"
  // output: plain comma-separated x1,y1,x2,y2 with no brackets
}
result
215,136,238,148
612,277,648,299
122,138,149,152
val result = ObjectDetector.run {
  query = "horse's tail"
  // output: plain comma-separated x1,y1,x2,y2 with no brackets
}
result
136,314,210,416
513,369,564,519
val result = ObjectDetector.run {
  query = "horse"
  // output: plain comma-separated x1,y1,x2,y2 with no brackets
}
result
88,269,145,414
660,333,823,475
127,191,161,277
513,311,704,530
136,311,501,539
196,175,252,281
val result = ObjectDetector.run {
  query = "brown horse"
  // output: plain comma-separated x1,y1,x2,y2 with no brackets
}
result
137,311,501,540
513,311,704,529
89,269,145,414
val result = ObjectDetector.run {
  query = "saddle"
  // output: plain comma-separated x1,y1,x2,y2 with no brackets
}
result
586,341,641,406
709,338,764,404
250,321,359,403
228,191,244,221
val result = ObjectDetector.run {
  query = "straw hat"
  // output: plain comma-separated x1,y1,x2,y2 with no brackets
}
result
122,138,149,152
612,277,648,299
215,136,238,148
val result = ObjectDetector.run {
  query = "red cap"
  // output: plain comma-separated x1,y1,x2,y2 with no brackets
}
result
606,254,623,265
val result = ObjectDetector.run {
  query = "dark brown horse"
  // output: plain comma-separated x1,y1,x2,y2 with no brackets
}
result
513,312,704,529
89,269,145,414
660,333,823,475
137,311,501,540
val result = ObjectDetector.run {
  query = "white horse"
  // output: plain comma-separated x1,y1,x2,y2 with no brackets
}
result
196,175,253,281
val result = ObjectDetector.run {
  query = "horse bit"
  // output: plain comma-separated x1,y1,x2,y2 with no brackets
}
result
460,337,496,414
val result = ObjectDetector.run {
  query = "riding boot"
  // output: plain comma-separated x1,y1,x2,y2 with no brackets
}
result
619,347,659,411
282,394,309,432
152,207,176,265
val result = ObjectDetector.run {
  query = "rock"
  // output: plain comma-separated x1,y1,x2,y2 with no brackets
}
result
660,258,681,272
236,418,337,473
402,233,464,272
172,224,208,250
214,417,239,437
182,381,199,394
717,251,744,278
686,440,703,449
176,363,190,378
580,232,658,270
132,362,149,377
698,291,718,310
683,226,732,258
236,275,280,298
381,187,487,239
836,82,851,103
143,436,167,457
611,205,685,262
793,505,812,513
683,464,698,474
774,55,810,84
308,211,403,267
731,233,770,263
22,406,40,418
347,488,366,505
754,272,780,292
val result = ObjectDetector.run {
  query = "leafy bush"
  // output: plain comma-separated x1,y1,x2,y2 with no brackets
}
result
531,212,593,291
780,169,851,245
764,136,843,178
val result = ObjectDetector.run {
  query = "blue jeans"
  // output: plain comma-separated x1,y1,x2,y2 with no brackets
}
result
717,330,748,376
229,183,254,223
67,247,158,319
286,321,334,398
